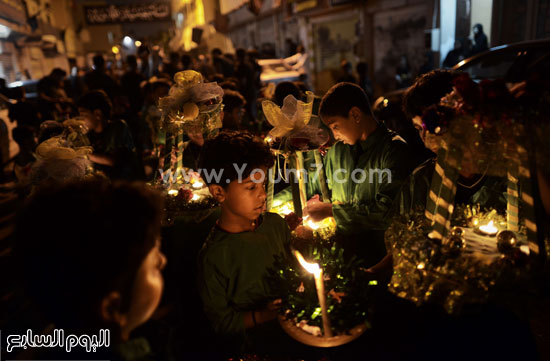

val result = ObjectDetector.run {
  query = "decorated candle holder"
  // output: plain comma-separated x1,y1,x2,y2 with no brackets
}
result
262,92,330,219
156,70,224,185
268,239,375,347
278,316,367,347
152,71,223,223
387,73,547,313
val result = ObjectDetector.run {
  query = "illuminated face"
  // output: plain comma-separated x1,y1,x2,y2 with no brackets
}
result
124,239,166,334
324,115,362,145
78,107,102,131
222,167,268,223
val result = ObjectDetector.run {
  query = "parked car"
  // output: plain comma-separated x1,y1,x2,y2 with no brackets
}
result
258,58,300,84
373,39,550,129
7,79,39,99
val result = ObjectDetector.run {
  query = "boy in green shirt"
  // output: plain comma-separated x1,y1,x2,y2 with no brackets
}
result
197,131,291,351
305,83,413,268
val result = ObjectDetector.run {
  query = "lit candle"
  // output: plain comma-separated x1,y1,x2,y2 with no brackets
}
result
191,193,200,201
294,250,333,337
168,189,179,197
478,220,498,236
192,181,204,189
303,216,320,230
279,203,293,216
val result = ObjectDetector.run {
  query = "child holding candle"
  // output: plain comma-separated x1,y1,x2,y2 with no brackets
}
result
197,131,292,353
304,82,413,268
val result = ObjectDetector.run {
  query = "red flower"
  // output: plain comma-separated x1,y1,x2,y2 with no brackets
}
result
177,188,193,202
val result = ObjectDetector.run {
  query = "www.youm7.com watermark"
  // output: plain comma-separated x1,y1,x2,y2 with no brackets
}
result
158,164,393,185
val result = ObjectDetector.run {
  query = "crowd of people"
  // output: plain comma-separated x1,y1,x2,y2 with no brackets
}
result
2,44,380,186
1,36,548,361
442,23,489,68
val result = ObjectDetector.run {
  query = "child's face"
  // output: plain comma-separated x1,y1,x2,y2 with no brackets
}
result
324,113,363,145
78,107,103,130
218,167,268,223
123,239,166,336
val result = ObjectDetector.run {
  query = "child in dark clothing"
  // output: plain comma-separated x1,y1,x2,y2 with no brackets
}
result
197,131,291,353
15,180,166,360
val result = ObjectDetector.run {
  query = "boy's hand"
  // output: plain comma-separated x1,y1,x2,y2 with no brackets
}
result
306,194,321,206
284,212,302,231
304,201,332,222
295,225,314,240
267,299,282,311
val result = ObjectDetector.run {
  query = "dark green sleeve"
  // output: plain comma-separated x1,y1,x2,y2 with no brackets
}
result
332,141,412,231
197,248,246,336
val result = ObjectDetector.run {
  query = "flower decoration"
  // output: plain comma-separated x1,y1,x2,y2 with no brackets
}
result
262,91,328,152
32,136,94,184
158,70,224,134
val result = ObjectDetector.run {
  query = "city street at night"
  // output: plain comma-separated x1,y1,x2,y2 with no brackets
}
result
0,0,549,360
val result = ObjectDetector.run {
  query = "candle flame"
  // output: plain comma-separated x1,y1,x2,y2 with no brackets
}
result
191,193,200,201
294,250,321,277
168,189,179,196
303,216,320,230
279,204,293,215
479,220,498,235
192,181,204,189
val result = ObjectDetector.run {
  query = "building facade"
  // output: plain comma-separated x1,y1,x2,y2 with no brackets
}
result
222,0,549,95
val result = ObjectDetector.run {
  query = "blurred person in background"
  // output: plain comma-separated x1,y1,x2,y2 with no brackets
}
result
356,61,374,104
471,24,489,55
221,90,246,131
84,54,118,100
337,59,356,83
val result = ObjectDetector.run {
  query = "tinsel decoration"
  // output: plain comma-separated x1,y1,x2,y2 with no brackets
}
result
162,190,218,226
156,70,224,182
267,236,375,335
386,206,535,314
420,73,548,259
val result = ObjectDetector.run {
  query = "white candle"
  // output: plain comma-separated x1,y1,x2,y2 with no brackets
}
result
294,250,333,337
478,220,498,236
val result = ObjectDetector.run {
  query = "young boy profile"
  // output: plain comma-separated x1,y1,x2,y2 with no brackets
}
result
197,131,290,352
305,82,413,270
14,180,167,360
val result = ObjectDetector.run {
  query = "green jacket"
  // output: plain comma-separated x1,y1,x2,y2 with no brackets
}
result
325,124,412,234
197,212,290,337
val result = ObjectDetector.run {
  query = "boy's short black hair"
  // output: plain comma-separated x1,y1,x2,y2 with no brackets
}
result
92,54,105,69
319,82,371,121
15,180,163,331
77,90,112,119
150,80,171,94
274,81,302,106
223,89,246,113
198,131,274,188
126,55,137,68
402,69,458,119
